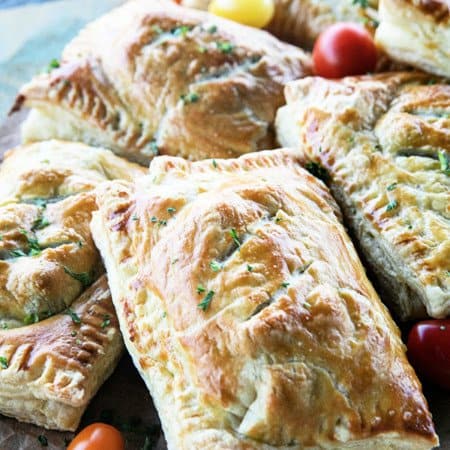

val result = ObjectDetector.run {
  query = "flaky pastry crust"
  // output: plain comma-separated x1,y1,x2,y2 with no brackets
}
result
0,140,145,430
14,0,311,164
375,0,450,78
91,149,438,449
276,73,450,320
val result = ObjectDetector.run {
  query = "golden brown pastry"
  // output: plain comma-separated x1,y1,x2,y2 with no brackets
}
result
13,0,311,165
180,0,379,49
91,149,438,449
0,276,122,431
0,140,146,329
276,73,450,320
0,140,145,430
375,0,450,78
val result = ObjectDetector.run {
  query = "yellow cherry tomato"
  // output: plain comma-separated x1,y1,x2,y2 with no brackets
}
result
208,0,275,28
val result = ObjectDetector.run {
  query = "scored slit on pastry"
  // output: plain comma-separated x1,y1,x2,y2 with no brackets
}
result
12,0,311,165
0,140,146,430
91,148,438,449
276,72,450,320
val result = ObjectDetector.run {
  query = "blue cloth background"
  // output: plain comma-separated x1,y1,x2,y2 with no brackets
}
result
0,0,123,118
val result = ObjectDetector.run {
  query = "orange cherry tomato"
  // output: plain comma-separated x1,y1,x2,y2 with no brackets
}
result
67,423,124,450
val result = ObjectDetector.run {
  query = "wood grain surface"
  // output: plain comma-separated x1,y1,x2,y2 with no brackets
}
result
0,112,448,450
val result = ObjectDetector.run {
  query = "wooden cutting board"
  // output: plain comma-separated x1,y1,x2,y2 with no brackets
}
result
0,112,449,450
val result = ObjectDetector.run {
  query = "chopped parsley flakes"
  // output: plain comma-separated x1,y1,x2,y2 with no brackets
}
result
247,264,253,272
0,356,8,369
196,284,206,294
24,312,39,325
65,308,81,324
32,215,50,230
101,314,111,329
438,150,450,175
386,200,398,212
46,58,60,73
281,282,290,288
180,92,200,104
171,25,193,37
198,290,215,311
387,183,398,191
63,266,93,288
209,260,222,272
215,41,234,54
352,0,368,7
229,228,241,248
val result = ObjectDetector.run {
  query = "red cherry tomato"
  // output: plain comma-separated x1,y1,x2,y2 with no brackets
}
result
67,423,125,450
312,23,377,78
408,320,450,390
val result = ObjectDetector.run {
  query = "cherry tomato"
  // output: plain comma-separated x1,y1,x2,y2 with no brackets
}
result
312,23,377,78
67,423,124,450
208,0,275,28
408,320,450,390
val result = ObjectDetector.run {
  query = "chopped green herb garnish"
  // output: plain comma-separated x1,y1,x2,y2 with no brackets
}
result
47,58,60,73
37,435,48,447
71,330,77,337
352,0,368,7
281,282,290,288
198,46,208,53
0,356,8,369
215,41,234,54
386,200,398,212
275,217,283,223
101,314,111,329
162,311,167,318
20,229,42,256
159,219,167,226
0,235,2,241
427,79,437,86
212,159,218,169
167,207,176,214
131,214,139,221
41,159,50,164
438,151,450,175
172,25,192,37
197,284,206,294
181,92,200,104
229,228,241,247
63,266,93,288
76,339,82,345
198,290,214,311
305,161,329,183
247,264,253,272
446,271,450,277
9,249,27,258
151,216,158,223
77,241,83,248
149,140,159,156
208,25,218,34
1,323,9,330
171,258,179,265
65,308,81,324
387,183,398,191
32,216,50,230
210,260,222,272
24,312,39,325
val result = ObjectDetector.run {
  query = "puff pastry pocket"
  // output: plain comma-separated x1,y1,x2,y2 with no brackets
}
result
13,0,311,165
375,0,450,78
180,0,379,49
0,276,122,431
276,73,450,320
91,149,438,449
0,140,145,429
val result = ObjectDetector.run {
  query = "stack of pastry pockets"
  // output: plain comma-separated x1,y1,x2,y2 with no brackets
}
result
91,149,438,449
276,73,450,321
0,140,145,430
